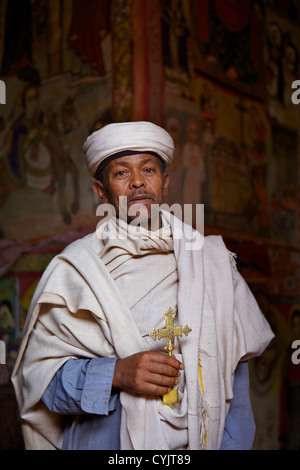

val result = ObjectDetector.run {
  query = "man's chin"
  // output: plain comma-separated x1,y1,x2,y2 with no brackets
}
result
117,201,161,230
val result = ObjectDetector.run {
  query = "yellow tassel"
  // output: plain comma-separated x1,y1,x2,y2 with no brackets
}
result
198,357,207,449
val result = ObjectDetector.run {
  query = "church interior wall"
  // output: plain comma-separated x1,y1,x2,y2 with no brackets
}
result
0,0,299,450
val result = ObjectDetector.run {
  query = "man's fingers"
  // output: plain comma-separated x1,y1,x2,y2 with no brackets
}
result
147,371,179,387
141,355,182,396
112,351,184,396
141,370,179,396
148,359,182,378
146,351,184,373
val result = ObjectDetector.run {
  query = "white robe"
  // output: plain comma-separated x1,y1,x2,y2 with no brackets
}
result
11,211,274,450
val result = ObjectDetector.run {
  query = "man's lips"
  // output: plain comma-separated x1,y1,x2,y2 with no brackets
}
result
128,194,155,204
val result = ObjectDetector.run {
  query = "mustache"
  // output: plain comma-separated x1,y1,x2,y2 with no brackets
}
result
127,189,157,203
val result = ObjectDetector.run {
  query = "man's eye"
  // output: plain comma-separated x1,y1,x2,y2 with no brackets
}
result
145,167,155,173
115,170,127,177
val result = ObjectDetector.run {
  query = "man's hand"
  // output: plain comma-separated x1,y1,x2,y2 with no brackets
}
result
112,351,184,396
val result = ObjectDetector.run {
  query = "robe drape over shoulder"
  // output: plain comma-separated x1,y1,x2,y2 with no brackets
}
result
12,211,274,450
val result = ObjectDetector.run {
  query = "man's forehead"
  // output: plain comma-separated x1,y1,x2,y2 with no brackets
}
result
105,153,162,169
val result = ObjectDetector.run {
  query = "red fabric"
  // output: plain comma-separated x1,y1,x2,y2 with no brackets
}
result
214,0,251,32
69,0,109,75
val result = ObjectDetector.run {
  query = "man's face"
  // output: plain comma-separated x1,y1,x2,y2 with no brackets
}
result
93,153,170,229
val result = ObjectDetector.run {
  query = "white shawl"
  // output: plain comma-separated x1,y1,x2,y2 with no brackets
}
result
11,212,274,450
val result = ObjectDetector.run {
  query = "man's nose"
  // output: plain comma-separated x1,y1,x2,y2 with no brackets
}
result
130,171,145,189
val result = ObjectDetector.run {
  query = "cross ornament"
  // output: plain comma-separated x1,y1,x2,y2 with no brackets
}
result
149,307,191,408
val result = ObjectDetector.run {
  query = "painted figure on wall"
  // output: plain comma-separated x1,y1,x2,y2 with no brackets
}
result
265,21,298,103
68,0,110,77
265,22,284,105
209,137,270,235
264,17,299,124
193,0,265,86
0,0,116,237
182,118,206,205
162,0,193,96
2,68,79,225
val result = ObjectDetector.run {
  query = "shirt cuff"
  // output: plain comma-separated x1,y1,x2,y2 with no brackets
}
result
81,357,118,415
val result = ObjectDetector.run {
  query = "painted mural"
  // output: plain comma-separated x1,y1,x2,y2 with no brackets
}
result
0,3,110,241
162,0,299,246
0,0,299,450
161,1,300,449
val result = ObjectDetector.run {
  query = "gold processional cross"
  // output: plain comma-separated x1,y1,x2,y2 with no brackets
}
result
149,307,191,408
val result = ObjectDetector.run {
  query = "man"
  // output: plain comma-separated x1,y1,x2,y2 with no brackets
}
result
12,121,274,450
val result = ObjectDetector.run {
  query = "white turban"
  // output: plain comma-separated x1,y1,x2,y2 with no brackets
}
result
83,121,175,177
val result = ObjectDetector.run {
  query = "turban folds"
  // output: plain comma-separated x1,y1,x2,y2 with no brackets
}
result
83,121,175,177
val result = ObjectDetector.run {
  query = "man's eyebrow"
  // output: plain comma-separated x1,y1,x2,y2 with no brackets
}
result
109,157,158,169
108,160,130,168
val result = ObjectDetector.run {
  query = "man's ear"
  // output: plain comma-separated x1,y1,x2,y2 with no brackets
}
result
92,180,108,203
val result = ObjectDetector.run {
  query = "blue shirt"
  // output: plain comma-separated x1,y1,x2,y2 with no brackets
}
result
42,358,255,450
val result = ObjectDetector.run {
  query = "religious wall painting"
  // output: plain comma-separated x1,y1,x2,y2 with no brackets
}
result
227,244,300,450
163,96,204,210
161,0,194,99
174,0,300,123
0,270,47,384
171,77,266,233
249,289,300,450
111,0,133,122
267,246,300,297
134,0,165,124
269,126,298,246
0,69,114,241
4,0,113,83
0,1,118,241
165,71,299,246
68,0,111,79
264,7,300,129
189,0,266,99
